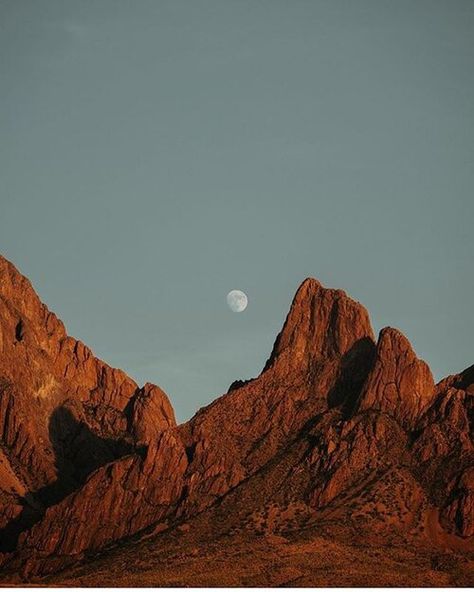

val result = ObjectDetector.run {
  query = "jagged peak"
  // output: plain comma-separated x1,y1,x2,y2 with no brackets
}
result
293,277,323,298
357,325,435,429
0,256,471,580
0,254,40,310
0,253,17,272
264,277,374,373
126,382,176,445
0,254,34,291
377,326,415,351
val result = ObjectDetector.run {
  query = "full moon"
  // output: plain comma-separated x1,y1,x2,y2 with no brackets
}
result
226,290,248,313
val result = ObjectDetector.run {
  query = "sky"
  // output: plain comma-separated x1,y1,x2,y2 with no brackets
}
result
1,0,473,422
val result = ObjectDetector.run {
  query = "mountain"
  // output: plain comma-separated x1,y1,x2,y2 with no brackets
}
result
0,254,473,586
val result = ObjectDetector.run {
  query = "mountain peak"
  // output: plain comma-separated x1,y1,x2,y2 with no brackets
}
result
0,257,472,585
264,278,374,374
357,326,435,428
293,276,324,297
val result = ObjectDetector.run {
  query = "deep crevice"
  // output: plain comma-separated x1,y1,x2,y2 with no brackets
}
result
15,320,24,342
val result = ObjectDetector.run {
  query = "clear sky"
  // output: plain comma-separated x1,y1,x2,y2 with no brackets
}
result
1,0,473,422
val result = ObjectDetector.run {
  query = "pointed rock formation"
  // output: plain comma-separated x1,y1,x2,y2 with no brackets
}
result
264,278,375,375
0,255,473,582
0,255,170,555
4,276,379,570
127,383,176,446
176,278,377,515
357,327,435,429
0,255,138,497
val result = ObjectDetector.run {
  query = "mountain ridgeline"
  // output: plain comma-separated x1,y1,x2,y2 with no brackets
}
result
0,255,473,584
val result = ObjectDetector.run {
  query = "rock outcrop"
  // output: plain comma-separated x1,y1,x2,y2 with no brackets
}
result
6,275,378,568
18,430,188,577
411,364,474,538
127,383,176,446
357,327,435,429
0,255,172,554
264,278,375,375
0,253,473,581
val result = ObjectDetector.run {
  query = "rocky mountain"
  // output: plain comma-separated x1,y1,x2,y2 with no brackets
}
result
0,254,473,586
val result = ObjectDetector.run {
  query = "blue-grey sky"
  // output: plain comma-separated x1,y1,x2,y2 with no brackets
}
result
1,0,473,421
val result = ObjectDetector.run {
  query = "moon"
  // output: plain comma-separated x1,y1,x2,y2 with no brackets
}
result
227,289,248,313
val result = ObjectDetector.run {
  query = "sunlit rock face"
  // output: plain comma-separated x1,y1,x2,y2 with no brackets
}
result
0,254,174,556
357,327,435,429
0,253,473,580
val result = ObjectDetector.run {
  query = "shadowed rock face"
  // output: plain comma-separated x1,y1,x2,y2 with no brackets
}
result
0,254,473,580
0,255,175,557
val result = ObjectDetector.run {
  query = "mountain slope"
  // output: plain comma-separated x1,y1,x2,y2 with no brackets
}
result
0,254,473,585
0,256,174,550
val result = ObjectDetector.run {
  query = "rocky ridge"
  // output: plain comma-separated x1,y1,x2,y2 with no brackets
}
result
0,254,473,583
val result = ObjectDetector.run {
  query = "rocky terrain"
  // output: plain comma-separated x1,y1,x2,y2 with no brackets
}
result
0,253,473,586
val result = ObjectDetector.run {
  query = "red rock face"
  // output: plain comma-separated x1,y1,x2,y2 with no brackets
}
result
0,255,175,554
19,429,188,577
308,411,410,508
127,383,175,446
411,366,474,539
264,278,375,373
0,254,473,578
8,275,377,568
357,327,435,429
